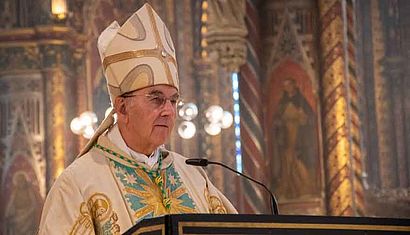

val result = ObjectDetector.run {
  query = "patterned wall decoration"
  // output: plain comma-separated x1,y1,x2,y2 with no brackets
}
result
0,0,50,28
263,1,323,215
236,0,268,213
0,74,45,233
0,1,84,230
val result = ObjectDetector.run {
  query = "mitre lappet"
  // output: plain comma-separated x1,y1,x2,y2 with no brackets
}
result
78,3,179,157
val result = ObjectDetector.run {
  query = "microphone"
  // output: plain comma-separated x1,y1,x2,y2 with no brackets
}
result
185,158,279,215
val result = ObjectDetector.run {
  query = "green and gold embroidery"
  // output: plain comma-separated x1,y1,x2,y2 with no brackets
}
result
97,144,197,222
95,144,171,210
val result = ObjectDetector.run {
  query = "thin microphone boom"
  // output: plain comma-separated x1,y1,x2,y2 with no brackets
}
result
185,158,279,215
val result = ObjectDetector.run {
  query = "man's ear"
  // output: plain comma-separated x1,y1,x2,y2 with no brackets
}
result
114,96,128,122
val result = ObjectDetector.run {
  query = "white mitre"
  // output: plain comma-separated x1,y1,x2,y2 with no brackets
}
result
78,3,179,157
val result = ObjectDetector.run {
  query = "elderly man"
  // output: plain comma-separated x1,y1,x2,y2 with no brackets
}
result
38,4,236,234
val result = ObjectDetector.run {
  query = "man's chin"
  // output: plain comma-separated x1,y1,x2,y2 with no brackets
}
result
151,129,171,143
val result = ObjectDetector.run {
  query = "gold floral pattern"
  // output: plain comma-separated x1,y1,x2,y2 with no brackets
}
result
204,188,227,214
70,193,120,235
70,202,93,235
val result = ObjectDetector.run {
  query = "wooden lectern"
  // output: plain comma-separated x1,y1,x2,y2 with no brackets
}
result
123,214,410,235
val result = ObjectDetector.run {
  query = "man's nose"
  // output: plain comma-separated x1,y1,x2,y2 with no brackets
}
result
161,99,176,114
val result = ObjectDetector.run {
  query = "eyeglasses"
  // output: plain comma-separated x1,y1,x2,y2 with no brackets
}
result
122,93,182,109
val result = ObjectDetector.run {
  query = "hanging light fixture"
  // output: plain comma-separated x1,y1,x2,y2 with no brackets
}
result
178,121,197,139
176,102,233,138
51,0,68,20
70,111,98,139
178,102,198,121
177,103,198,139
203,105,233,135
70,117,83,135
221,111,233,129
204,122,222,136
205,105,224,124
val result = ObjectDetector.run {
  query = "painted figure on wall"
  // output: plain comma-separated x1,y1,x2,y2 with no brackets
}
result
272,77,319,199
4,171,41,234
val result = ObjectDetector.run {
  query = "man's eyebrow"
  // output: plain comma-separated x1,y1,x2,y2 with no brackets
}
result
171,93,180,98
147,90,164,96
147,90,179,98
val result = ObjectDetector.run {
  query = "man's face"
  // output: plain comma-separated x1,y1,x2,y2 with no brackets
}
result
117,84,179,152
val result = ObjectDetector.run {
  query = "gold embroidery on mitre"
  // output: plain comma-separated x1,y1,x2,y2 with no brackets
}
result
146,5,177,87
103,49,175,70
163,25,175,53
204,188,227,214
102,4,178,91
120,64,154,92
117,13,146,41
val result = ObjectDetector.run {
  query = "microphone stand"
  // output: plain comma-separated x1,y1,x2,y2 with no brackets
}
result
186,158,279,215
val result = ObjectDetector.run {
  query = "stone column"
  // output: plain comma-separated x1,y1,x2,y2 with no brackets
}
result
199,0,247,206
36,25,83,189
318,0,365,216
382,57,406,187
70,0,89,154
206,0,247,72
40,40,72,189
43,62,67,188
379,0,407,188
370,0,398,189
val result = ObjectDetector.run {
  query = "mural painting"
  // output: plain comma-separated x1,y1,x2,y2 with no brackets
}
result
2,155,43,235
266,60,321,201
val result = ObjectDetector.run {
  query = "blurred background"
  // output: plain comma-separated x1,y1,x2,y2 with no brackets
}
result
0,0,409,233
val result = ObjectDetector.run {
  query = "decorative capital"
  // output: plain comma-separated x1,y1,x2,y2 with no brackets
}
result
205,0,248,72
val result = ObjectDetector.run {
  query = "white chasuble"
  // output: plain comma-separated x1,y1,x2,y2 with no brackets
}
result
38,127,237,235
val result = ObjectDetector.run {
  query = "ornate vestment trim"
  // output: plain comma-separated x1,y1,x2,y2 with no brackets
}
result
70,193,120,235
204,188,227,214
109,159,197,223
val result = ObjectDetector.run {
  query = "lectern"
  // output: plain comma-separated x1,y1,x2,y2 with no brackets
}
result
123,214,410,235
